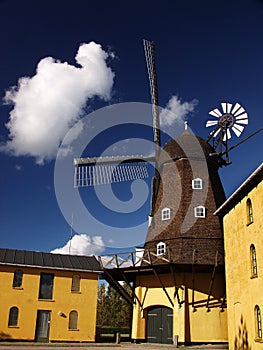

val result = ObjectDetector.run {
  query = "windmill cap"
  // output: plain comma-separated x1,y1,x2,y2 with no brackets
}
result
159,129,217,164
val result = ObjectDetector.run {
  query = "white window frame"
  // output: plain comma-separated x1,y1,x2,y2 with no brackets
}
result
194,205,206,218
247,198,253,224
250,245,258,277
162,208,170,221
255,305,262,339
192,178,203,190
157,242,166,256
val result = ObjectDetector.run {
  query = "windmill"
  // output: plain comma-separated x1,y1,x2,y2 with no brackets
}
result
73,42,261,190
73,41,262,345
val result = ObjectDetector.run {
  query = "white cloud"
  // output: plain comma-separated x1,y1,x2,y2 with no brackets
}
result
158,95,198,140
50,233,105,256
160,95,198,127
2,41,115,164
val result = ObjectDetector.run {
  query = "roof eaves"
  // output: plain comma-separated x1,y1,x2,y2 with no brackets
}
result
214,162,263,216
0,261,102,273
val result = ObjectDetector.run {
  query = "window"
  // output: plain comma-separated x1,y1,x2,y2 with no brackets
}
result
192,178,202,189
38,273,54,300
12,270,23,288
250,244,258,277
255,305,262,339
71,275,80,292
194,206,206,218
8,307,19,327
157,242,166,256
68,310,78,330
162,208,170,221
246,198,253,224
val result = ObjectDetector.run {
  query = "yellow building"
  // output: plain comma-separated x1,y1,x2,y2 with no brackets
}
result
0,248,101,343
215,163,263,350
131,268,228,344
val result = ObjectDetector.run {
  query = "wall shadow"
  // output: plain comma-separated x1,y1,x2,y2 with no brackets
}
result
0,331,12,340
234,315,251,350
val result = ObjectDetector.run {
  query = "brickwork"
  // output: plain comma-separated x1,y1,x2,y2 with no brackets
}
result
144,130,226,266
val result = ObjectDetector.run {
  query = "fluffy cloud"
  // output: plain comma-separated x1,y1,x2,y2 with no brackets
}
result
160,95,198,127
50,233,105,256
2,42,115,164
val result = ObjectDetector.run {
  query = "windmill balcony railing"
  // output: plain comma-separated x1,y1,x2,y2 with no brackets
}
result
98,250,169,270
98,246,223,270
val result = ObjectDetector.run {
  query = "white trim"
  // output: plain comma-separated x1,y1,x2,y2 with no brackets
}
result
192,178,203,190
194,205,206,218
157,242,166,256
162,207,171,221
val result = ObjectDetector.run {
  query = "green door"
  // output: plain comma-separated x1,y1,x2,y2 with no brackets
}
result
147,306,173,344
35,310,51,342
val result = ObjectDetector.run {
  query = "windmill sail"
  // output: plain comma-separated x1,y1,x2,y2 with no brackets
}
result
73,155,154,188
74,40,160,189
143,39,161,157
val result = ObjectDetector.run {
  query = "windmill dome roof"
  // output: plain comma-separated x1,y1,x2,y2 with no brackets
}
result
160,129,216,163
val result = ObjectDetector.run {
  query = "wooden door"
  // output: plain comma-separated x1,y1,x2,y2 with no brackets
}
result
35,310,51,342
147,306,173,344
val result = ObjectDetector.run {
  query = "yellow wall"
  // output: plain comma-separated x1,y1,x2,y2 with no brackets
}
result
223,179,263,350
0,265,98,342
132,271,228,344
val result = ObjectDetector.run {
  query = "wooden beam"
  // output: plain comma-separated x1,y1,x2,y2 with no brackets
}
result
192,249,196,311
103,271,134,306
140,287,149,311
118,269,143,309
169,264,182,307
152,268,174,307
206,251,218,310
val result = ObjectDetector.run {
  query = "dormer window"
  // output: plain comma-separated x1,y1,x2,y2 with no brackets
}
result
157,242,166,256
194,205,206,218
162,208,171,221
192,178,203,189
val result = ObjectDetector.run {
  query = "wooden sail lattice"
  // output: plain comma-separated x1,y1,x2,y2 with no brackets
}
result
73,155,154,188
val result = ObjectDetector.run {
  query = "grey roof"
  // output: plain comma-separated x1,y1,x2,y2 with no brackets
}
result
214,162,263,216
0,248,102,273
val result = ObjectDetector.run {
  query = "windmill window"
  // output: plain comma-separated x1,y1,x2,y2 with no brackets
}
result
246,198,253,225
194,206,206,218
157,242,166,256
12,269,23,288
250,244,258,278
8,307,19,327
255,305,262,339
68,310,78,330
192,178,203,189
162,208,170,221
71,275,81,292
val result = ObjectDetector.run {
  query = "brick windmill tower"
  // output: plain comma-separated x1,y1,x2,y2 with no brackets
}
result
74,41,250,345
129,43,249,342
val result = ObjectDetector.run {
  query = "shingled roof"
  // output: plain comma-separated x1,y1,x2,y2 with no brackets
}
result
0,248,102,273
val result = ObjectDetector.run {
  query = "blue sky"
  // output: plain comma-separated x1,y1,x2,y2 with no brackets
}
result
0,0,262,255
